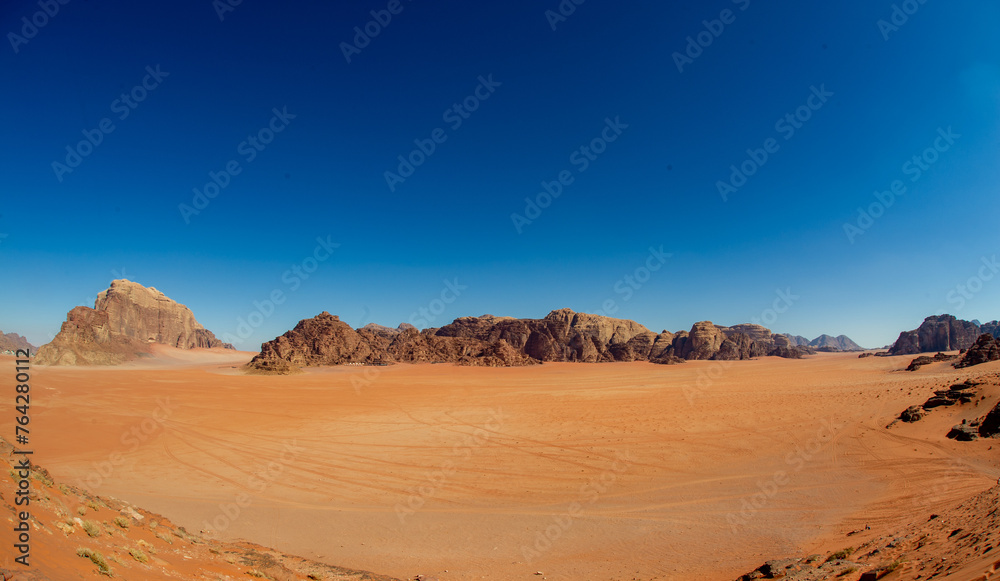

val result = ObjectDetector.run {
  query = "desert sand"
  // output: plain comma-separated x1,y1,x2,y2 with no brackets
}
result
7,348,1000,580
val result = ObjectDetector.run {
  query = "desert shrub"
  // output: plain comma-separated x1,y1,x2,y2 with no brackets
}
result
825,547,854,562
31,470,53,485
113,516,130,529
87,500,101,511
128,547,148,563
137,539,156,554
76,547,113,576
155,531,173,545
82,520,101,537
77,506,88,516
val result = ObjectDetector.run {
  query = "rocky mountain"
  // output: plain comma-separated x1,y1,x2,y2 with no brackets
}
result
781,333,863,351
809,334,863,351
888,314,982,356
954,334,1000,369
248,309,805,374
0,331,35,353
36,280,232,366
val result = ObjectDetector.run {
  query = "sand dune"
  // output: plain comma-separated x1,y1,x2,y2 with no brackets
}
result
7,352,999,580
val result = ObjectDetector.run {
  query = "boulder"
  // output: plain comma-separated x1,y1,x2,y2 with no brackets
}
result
948,421,979,441
900,405,924,422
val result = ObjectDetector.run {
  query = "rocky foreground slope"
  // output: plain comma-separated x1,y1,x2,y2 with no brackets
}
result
0,436,399,581
36,280,232,366
736,480,1000,580
248,309,803,373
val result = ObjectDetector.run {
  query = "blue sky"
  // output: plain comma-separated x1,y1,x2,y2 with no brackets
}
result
1,0,998,350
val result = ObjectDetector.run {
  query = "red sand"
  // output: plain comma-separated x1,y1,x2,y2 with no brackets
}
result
6,350,1000,580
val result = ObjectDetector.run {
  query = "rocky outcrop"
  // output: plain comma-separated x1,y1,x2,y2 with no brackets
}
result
905,352,957,371
675,321,727,360
954,334,1000,368
248,310,807,373
0,331,35,353
36,280,232,366
888,314,981,356
980,401,1000,438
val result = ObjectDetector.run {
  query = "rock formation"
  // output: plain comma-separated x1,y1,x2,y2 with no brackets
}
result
979,320,1000,338
979,401,1000,438
0,331,35,353
954,334,1000,368
248,309,806,374
36,280,232,366
905,352,957,371
888,314,981,356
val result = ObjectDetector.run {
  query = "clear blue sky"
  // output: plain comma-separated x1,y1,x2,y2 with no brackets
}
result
1,0,998,350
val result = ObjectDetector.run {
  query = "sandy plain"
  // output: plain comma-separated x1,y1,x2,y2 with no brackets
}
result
6,348,1000,580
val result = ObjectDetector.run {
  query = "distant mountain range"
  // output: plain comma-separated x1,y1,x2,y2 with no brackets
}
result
0,331,35,353
782,334,865,351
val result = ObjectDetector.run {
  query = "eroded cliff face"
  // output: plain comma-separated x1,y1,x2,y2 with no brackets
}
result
888,314,981,356
248,309,804,374
36,280,231,366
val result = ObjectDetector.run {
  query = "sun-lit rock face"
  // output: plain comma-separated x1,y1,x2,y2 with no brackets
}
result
36,280,231,366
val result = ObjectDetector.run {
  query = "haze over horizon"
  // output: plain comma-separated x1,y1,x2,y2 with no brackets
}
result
2,0,998,350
